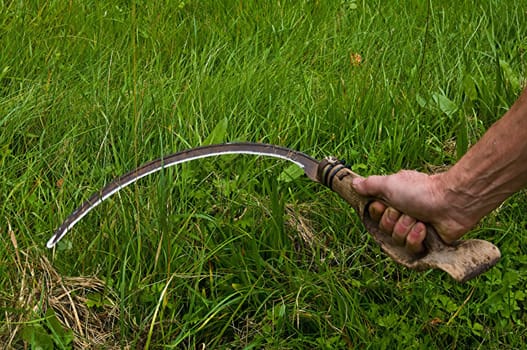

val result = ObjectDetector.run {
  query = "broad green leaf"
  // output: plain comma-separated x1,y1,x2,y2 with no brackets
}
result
86,292,114,308
432,93,458,117
499,59,521,92
277,164,304,183
351,163,368,173
416,93,427,108
21,323,54,350
203,117,228,145
463,75,478,102
45,308,74,345
471,321,484,336
57,239,73,251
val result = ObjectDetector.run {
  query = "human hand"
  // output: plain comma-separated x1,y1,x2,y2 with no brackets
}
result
352,170,474,254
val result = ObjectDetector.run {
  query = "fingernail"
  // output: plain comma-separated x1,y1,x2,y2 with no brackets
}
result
411,223,423,233
408,223,426,247
386,208,399,221
402,215,414,226
414,223,427,238
369,204,379,218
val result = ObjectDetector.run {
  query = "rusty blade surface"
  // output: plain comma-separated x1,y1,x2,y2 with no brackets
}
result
47,143,320,248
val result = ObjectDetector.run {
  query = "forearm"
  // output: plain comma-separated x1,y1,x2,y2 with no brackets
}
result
442,86,527,219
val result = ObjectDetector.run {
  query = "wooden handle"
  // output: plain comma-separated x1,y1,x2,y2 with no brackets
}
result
317,157,501,282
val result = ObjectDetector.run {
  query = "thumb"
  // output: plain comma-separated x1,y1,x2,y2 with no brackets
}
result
352,175,388,198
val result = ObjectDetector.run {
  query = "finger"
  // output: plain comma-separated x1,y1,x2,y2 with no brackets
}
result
368,201,387,222
405,222,426,254
379,207,401,234
352,175,389,198
392,214,416,245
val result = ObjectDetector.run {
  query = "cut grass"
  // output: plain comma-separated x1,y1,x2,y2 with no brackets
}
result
1,0,527,348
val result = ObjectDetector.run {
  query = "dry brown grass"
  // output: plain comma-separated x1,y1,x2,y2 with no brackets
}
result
1,227,129,349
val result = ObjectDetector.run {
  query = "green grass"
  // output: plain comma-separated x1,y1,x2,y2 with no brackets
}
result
1,0,527,348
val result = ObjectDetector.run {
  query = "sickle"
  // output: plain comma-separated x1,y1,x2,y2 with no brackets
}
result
47,142,500,282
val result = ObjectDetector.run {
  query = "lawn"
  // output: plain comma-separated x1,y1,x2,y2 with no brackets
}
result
1,0,526,348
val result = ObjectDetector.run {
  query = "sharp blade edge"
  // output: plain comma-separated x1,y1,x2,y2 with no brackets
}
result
47,142,320,248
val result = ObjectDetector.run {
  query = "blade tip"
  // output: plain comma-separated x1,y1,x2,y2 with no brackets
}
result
46,238,56,249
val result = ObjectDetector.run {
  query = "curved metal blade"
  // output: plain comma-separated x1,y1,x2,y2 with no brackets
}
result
47,142,320,248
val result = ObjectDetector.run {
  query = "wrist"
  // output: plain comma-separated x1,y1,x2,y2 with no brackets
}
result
427,170,485,240
432,168,487,233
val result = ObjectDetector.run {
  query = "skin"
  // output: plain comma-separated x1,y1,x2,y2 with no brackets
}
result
352,86,527,254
